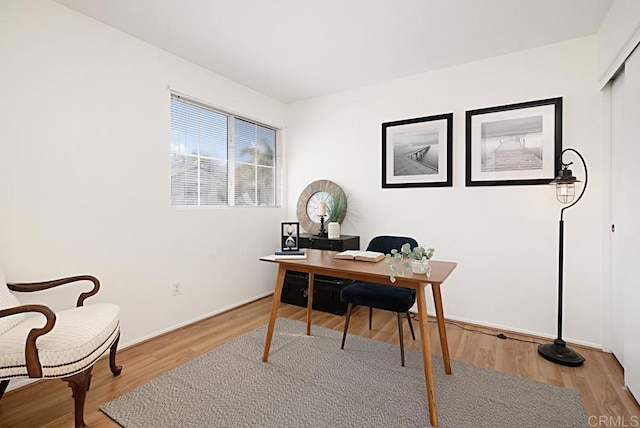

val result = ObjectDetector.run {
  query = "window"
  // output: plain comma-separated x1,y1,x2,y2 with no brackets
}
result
170,93,278,207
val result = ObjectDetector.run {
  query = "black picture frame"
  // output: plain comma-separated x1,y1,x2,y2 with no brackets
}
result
281,222,300,251
465,97,562,186
382,113,453,188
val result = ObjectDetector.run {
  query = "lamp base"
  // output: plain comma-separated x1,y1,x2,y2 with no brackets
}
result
538,339,585,367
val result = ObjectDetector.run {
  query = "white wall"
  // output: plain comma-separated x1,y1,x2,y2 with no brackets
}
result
0,0,287,346
287,36,602,347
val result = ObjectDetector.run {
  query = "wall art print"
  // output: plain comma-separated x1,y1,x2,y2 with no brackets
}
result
382,113,453,188
465,97,562,186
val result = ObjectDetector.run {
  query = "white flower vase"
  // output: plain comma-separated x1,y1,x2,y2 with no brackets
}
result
328,222,341,239
410,259,431,277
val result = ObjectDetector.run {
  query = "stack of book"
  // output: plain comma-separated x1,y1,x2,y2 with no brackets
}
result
273,248,307,259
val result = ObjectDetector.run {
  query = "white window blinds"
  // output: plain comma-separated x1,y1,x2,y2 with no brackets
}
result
170,93,278,207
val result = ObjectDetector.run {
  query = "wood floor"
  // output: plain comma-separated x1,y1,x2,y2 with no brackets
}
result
1,296,638,427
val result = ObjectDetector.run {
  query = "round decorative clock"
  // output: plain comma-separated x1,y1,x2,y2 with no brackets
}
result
296,179,347,235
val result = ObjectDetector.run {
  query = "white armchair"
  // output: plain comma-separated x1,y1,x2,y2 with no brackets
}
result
0,269,121,428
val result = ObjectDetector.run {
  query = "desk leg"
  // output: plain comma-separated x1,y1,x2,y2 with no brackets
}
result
306,272,315,336
432,283,452,374
416,285,438,428
262,266,287,362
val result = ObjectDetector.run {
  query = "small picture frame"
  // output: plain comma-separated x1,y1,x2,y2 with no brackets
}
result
465,97,562,186
281,222,300,251
382,113,453,188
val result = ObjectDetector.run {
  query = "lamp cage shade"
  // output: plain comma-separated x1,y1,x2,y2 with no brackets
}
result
551,168,580,205
555,183,575,204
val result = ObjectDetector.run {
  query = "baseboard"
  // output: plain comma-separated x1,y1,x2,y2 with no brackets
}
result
4,378,35,392
118,290,274,350
4,291,274,393
408,304,601,350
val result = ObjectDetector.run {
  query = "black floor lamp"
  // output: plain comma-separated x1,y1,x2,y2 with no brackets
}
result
538,148,587,367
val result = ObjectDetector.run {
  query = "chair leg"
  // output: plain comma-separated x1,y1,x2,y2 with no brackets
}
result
406,311,416,340
63,366,93,428
109,332,123,376
0,379,9,399
397,312,406,367
369,307,373,330
341,303,354,349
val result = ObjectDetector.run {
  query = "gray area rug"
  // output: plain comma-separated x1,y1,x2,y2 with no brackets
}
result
101,318,587,427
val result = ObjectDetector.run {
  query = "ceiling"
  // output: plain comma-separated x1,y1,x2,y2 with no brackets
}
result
52,0,612,103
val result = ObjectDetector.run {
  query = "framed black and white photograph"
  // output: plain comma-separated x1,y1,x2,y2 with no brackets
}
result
382,113,453,188
280,222,300,251
465,97,562,186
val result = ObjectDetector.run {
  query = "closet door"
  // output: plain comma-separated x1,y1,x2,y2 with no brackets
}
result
610,70,625,365
611,46,640,397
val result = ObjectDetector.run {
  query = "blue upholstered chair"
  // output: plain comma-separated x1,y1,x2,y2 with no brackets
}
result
340,235,418,366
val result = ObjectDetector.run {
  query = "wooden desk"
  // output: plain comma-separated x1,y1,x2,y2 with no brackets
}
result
260,249,457,428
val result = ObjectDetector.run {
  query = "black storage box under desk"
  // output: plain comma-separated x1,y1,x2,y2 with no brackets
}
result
280,270,352,315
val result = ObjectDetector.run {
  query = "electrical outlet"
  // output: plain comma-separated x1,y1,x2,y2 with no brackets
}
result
171,281,181,296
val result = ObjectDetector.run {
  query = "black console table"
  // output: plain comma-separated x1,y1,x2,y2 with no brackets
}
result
298,233,360,251
280,234,360,314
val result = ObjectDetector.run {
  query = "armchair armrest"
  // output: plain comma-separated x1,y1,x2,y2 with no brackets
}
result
7,275,101,307
0,305,56,378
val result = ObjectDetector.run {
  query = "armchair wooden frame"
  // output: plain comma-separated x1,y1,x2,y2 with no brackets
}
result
0,275,122,428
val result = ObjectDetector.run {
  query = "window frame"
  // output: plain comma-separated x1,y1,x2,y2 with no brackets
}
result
170,92,281,208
